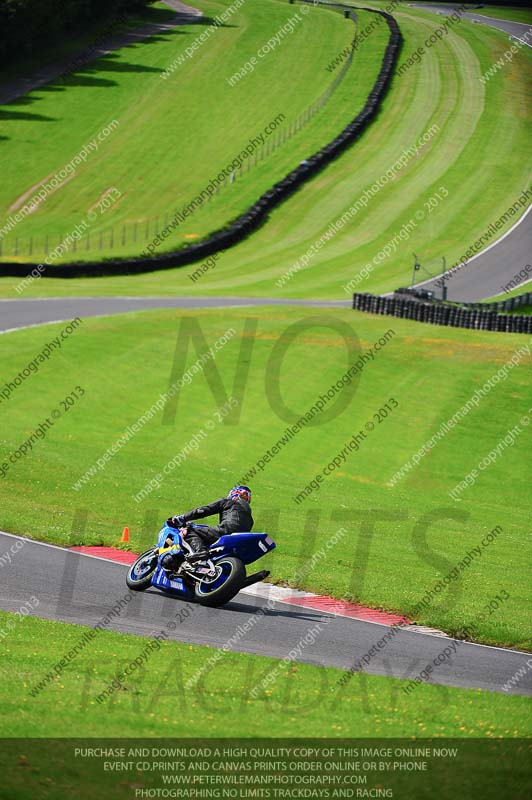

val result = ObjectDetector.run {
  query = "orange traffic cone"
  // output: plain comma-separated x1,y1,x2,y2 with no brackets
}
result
121,526,130,543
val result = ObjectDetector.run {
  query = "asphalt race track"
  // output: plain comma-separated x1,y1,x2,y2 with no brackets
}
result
1,532,531,696
0,297,350,333
413,4,532,42
411,206,532,302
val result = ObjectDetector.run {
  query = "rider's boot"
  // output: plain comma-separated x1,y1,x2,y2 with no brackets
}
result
182,528,210,565
186,550,210,562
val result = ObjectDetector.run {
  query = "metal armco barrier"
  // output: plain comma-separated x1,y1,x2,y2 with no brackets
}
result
352,293,532,335
396,286,532,313
0,2,402,279
461,291,532,314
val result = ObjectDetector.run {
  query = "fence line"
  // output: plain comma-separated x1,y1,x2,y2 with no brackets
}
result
395,286,532,313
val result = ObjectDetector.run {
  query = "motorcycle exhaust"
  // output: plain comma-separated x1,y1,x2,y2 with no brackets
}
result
243,569,270,588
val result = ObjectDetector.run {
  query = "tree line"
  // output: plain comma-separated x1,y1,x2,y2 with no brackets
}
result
1,0,154,65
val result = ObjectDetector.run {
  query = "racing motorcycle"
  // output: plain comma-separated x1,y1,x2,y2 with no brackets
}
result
126,521,275,607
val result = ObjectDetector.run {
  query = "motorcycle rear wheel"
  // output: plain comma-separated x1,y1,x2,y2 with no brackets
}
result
194,556,245,607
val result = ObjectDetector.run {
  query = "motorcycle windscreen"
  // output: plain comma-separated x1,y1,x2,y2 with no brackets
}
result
156,526,182,549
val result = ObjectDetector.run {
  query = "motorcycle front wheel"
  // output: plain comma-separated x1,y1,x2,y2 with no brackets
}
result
126,546,158,591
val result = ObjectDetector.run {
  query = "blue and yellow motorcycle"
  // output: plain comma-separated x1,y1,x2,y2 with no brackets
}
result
126,522,275,608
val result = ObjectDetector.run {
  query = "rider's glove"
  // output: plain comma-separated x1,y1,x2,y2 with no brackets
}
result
166,515,185,528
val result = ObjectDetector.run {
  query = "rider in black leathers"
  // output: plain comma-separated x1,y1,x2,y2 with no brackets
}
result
169,485,253,562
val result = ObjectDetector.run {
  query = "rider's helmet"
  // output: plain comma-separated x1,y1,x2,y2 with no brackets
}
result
229,485,252,503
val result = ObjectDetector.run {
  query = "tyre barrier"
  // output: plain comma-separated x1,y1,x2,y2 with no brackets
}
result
352,293,532,334
0,2,402,279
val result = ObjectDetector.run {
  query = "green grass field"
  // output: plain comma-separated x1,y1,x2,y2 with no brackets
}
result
1,307,530,648
0,0,530,302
